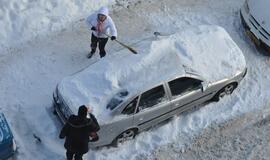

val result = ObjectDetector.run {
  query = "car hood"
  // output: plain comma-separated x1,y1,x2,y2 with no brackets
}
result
249,0,270,33
0,113,13,144
58,25,246,124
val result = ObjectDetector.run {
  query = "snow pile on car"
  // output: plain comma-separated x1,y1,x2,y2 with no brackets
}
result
58,25,246,124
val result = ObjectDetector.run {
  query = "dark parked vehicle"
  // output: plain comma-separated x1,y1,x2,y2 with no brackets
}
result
0,113,16,159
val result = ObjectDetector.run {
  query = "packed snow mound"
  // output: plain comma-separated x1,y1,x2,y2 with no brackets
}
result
170,25,246,81
58,25,246,124
0,0,113,53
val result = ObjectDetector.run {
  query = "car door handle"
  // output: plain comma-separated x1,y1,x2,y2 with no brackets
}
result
139,118,143,121
174,103,180,106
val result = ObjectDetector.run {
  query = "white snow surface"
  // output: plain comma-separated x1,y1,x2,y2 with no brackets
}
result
0,0,114,54
1,0,270,159
58,25,246,124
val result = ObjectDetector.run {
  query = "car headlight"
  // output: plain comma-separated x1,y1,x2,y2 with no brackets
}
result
244,0,250,13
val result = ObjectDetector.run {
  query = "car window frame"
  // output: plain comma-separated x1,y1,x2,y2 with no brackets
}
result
167,76,203,99
135,84,169,113
121,96,139,115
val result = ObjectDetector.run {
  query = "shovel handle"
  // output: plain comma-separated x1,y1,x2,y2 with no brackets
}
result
103,33,138,54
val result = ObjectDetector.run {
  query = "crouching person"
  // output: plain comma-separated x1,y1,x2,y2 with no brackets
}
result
59,105,100,160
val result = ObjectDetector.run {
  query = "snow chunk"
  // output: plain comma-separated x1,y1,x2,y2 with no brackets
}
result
58,25,246,124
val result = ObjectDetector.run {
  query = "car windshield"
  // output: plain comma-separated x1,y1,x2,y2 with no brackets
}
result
106,97,123,110
106,90,129,110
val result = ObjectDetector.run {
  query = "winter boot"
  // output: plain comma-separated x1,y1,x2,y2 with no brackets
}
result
87,50,95,59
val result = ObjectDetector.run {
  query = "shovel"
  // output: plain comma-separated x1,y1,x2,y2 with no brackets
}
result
103,33,138,54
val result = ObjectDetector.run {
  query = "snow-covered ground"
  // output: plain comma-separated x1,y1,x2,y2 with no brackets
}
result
0,0,117,55
1,0,270,159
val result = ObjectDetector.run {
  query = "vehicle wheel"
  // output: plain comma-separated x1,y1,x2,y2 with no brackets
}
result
212,83,237,102
113,129,137,146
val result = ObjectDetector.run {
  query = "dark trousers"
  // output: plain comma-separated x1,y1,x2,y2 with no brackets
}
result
90,33,109,58
66,150,83,160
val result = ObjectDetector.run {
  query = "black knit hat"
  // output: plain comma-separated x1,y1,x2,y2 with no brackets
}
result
78,105,88,118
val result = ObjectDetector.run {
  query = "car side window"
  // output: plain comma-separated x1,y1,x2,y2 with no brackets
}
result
168,77,202,97
138,85,167,111
122,97,138,115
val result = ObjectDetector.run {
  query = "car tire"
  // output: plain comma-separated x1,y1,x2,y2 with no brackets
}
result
212,83,237,102
112,128,138,147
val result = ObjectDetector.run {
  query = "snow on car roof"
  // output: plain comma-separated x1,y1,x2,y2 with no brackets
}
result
58,25,246,124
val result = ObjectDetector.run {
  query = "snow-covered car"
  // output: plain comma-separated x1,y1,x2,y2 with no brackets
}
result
240,0,270,52
53,25,247,148
0,113,16,159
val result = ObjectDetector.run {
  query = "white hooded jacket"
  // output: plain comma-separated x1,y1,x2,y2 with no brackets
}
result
86,7,117,38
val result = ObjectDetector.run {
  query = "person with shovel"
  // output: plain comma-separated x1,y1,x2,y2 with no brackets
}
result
86,6,117,58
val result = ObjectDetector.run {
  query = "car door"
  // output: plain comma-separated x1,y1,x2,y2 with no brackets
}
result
102,97,139,144
133,84,172,131
167,77,212,116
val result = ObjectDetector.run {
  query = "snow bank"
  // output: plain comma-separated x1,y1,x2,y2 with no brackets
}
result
58,25,246,124
0,0,114,54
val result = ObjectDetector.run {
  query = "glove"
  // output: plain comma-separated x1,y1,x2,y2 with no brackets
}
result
111,36,116,41
91,26,96,31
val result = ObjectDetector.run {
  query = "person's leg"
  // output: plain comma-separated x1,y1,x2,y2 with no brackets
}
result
98,37,109,58
88,33,98,58
74,153,83,160
66,150,74,160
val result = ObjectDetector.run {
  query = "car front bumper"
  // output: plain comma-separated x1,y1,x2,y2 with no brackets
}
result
53,93,68,124
240,8,270,53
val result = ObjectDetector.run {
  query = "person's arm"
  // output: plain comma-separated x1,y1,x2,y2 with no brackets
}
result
59,123,69,139
85,13,96,28
108,17,117,38
89,113,100,132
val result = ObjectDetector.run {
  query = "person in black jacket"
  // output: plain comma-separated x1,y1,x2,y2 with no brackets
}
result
59,105,100,160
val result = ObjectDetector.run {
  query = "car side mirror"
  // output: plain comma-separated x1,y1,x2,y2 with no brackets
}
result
201,81,208,92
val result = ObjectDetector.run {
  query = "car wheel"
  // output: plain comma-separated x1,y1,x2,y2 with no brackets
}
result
212,83,237,102
113,129,137,146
